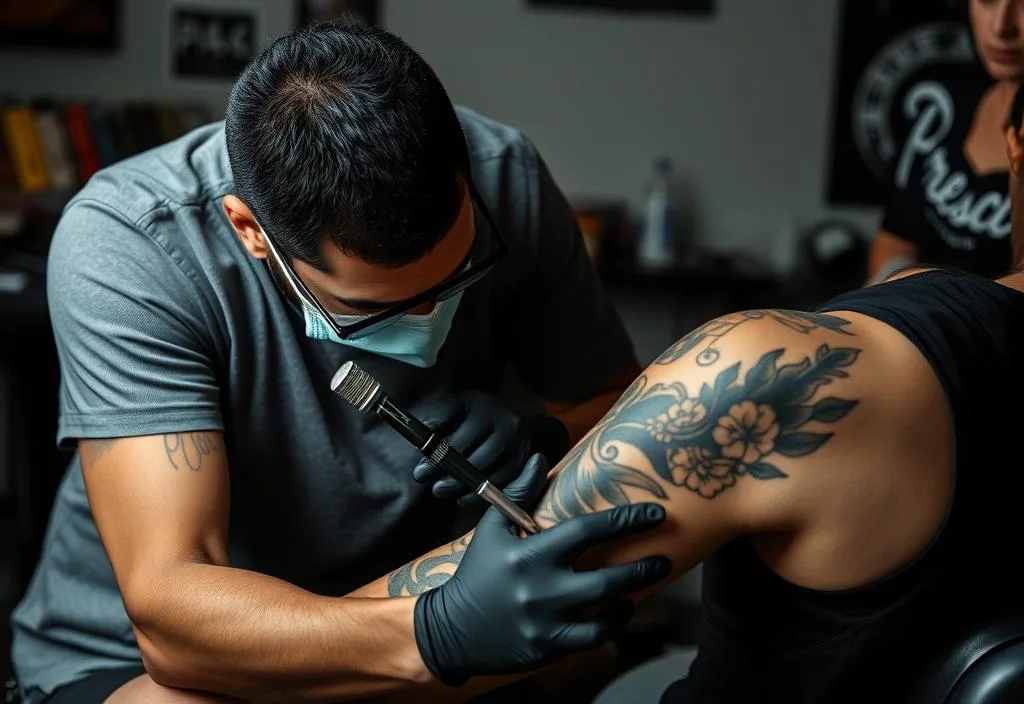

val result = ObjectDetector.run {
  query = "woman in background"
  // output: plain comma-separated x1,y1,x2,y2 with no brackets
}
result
869,0,1024,282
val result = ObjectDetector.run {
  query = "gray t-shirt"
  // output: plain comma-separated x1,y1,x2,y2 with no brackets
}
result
9,107,635,702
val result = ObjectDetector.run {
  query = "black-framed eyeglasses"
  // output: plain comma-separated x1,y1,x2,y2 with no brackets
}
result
258,182,509,340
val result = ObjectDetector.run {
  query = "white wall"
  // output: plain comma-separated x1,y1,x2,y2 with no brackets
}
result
0,0,295,119
383,0,883,370
383,0,881,260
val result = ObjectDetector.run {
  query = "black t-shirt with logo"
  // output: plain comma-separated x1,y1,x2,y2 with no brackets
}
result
881,63,1013,277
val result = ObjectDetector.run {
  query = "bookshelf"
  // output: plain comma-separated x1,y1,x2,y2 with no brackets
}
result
0,99,212,212
0,191,75,215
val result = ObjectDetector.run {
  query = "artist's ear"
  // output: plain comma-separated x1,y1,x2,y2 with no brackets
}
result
222,195,269,260
1007,126,1024,178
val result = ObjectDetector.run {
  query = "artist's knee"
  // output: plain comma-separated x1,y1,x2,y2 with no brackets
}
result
104,673,243,703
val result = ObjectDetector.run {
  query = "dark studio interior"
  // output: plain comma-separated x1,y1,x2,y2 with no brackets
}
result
3,1,1024,703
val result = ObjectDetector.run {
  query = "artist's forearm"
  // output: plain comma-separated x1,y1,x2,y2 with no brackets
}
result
348,535,535,700
349,532,474,598
129,562,430,701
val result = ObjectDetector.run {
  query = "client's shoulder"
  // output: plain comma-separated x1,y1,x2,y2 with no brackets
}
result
657,307,944,444
645,307,947,532
654,308,859,365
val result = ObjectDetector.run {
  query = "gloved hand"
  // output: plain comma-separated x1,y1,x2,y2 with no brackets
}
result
413,454,672,686
414,391,549,506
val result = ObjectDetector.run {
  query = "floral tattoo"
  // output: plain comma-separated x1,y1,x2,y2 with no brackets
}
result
536,338,860,521
655,310,853,367
379,310,861,596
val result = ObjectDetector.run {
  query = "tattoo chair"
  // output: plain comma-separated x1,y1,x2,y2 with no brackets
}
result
909,610,1024,704
593,607,1024,703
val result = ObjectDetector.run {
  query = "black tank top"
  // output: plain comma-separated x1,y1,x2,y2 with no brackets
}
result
663,270,1024,703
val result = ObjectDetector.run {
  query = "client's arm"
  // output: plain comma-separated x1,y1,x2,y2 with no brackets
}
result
353,308,868,598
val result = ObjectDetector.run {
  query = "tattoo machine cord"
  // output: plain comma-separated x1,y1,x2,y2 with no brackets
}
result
330,361,540,535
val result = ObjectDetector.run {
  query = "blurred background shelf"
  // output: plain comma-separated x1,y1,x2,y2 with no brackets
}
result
0,191,73,215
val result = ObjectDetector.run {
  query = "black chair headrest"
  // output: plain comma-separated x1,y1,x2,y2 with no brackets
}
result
910,611,1024,704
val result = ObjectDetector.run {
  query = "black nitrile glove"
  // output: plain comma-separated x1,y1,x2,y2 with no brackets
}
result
413,454,673,686
414,391,533,506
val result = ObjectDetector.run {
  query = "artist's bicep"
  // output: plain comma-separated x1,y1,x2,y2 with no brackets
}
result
81,432,231,609
531,309,868,580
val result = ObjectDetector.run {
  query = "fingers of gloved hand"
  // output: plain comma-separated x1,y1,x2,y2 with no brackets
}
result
491,438,532,487
419,396,468,435
413,456,442,484
449,453,528,507
463,430,519,477
455,491,485,509
560,555,673,606
429,447,542,503
537,503,668,563
548,600,636,655
445,416,492,460
412,398,469,485
432,476,466,499
471,454,549,536
429,441,533,500
413,431,489,487
451,444,530,507
499,453,549,509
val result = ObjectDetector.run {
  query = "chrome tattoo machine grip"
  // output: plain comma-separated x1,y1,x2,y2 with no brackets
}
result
330,361,540,534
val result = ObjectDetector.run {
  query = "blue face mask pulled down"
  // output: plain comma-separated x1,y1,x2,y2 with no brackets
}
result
303,291,464,368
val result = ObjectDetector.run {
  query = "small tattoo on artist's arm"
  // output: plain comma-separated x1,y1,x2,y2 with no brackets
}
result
163,432,222,472
387,535,471,597
536,340,860,523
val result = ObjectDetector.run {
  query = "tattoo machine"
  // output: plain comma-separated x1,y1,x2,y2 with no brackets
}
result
330,361,540,535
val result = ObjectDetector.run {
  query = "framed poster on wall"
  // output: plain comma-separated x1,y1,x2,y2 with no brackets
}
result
165,0,263,84
826,0,978,206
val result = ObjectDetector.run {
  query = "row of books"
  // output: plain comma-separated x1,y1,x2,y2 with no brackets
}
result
0,100,213,195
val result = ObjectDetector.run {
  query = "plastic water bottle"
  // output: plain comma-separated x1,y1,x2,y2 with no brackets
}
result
638,156,676,268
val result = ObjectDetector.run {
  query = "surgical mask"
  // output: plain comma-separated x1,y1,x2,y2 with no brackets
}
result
303,290,465,368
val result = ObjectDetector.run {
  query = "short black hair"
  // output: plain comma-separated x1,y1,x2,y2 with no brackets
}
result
225,22,471,270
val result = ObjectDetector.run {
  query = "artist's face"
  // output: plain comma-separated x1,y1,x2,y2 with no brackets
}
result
222,190,476,318
971,0,1024,81
288,193,476,318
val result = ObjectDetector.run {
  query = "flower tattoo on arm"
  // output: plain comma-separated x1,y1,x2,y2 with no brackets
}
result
656,310,854,367
536,311,861,522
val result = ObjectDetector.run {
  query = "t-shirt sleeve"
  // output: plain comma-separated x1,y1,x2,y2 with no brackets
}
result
507,141,637,402
47,198,223,447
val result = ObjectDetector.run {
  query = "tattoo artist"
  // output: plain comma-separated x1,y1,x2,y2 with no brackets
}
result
8,22,672,704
